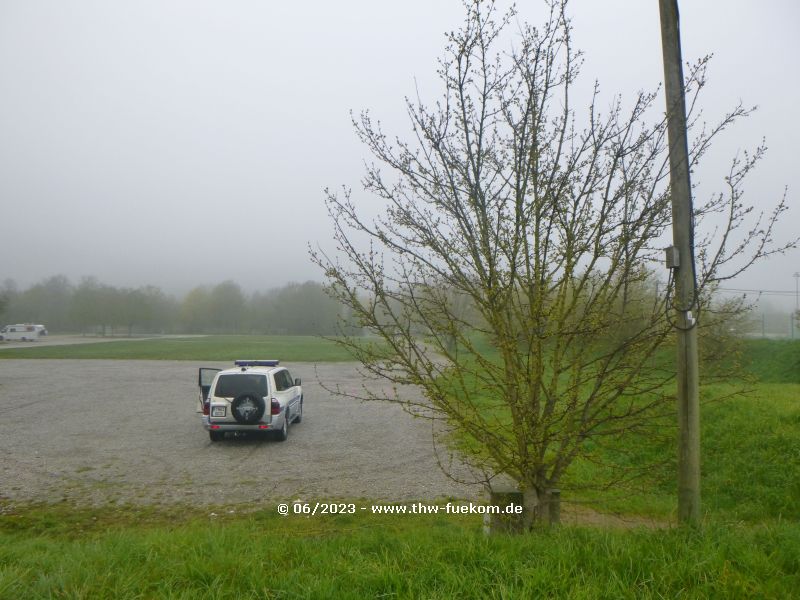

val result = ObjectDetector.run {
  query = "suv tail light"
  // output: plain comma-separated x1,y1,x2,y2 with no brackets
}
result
270,399,280,415
203,401,210,416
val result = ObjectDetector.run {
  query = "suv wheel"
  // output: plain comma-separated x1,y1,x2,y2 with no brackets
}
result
294,398,303,424
209,430,224,442
275,414,289,442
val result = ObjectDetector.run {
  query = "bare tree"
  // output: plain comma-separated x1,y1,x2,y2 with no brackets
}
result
312,0,793,526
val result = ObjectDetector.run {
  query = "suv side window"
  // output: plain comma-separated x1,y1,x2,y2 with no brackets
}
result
274,370,290,392
284,370,294,387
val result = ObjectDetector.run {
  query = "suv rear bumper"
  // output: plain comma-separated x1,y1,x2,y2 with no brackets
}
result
202,414,283,432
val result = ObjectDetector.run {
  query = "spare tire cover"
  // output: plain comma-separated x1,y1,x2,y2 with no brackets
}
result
231,394,266,425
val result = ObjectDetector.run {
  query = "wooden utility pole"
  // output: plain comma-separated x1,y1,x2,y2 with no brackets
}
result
658,0,701,525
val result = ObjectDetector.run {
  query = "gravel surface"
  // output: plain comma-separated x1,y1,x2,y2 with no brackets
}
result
0,360,480,506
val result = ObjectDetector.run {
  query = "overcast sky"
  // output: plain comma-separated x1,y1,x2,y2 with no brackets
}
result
1,0,798,306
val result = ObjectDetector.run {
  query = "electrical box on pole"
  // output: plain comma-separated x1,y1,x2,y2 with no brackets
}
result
665,246,680,269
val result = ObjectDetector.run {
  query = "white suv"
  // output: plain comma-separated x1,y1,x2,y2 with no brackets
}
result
197,360,303,442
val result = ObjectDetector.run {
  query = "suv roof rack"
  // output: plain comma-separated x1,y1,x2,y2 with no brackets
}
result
234,360,280,367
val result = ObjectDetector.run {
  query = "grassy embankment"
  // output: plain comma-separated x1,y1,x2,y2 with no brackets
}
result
434,335,799,521
562,338,800,520
0,336,798,597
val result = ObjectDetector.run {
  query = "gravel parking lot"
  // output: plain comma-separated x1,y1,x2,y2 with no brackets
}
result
0,360,479,506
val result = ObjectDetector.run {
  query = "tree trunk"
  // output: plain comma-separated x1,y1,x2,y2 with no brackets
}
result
522,485,543,529
522,485,560,528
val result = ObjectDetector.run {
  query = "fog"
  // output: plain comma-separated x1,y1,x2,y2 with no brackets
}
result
1,0,798,304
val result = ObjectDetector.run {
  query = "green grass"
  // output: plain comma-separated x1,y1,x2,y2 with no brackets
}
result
559,343,800,520
435,338,800,522
563,341,800,520
565,382,800,521
701,383,800,520
0,335,359,362
741,338,800,383
1,503,798,599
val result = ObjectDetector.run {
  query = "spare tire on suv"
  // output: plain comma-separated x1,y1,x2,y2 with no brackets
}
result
230,394,266,425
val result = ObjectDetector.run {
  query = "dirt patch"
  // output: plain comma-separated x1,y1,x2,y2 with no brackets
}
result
561,505,670,529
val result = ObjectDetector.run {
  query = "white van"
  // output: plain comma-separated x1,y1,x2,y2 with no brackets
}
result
0,323,48,341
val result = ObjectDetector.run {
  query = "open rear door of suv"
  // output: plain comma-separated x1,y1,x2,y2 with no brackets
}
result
197,368,222,413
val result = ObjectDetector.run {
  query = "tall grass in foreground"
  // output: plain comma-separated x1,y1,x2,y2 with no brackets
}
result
1,506,798,599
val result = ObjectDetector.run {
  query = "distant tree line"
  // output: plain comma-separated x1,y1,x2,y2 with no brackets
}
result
0,275,360,336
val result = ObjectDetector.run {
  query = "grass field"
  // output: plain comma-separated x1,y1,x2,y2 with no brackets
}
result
533,338,800,520
1,337,798,597
1,504,798,599
740,338,800,383
564,381,800,521
0,335,358,362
